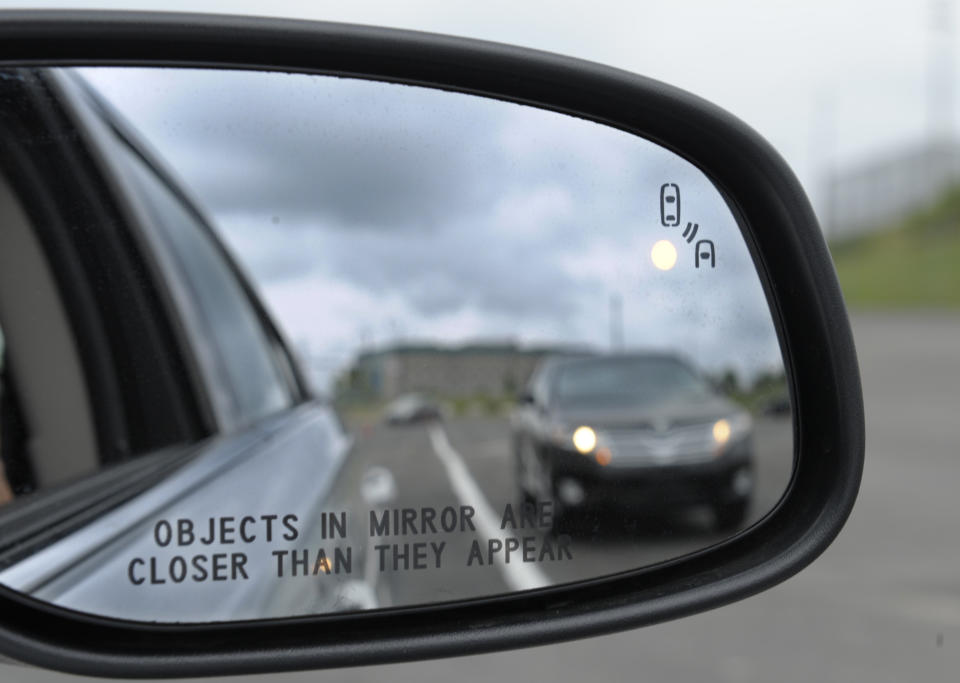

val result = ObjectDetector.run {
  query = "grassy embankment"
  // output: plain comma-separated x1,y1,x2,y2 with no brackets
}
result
830,186,960,308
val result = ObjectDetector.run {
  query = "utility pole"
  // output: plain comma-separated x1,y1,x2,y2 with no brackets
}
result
928,0,956,143
609,293,623,351
813,90,838,240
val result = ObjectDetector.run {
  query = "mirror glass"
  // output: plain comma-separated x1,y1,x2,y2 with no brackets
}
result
0,67,792,622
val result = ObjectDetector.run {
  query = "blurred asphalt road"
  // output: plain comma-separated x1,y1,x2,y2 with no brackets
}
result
5,312,959,682
292,406,789,612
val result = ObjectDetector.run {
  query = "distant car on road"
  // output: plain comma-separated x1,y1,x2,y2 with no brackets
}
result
761,393,791,417
384,393,442,425
511,353,755,531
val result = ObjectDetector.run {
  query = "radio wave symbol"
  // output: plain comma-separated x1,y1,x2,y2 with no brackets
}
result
682,222,699,243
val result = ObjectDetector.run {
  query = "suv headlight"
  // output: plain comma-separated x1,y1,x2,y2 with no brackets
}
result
571,426,597,453
713,412,753,446
543,421,598,453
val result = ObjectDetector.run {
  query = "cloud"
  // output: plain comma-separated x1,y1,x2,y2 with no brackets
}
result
78,67,785,385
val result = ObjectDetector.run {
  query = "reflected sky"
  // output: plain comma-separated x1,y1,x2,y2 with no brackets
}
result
78,68,783,391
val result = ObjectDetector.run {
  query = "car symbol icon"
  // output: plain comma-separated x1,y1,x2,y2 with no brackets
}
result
660,183,680,226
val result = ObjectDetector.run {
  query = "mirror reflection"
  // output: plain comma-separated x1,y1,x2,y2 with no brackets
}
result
0,67,791,622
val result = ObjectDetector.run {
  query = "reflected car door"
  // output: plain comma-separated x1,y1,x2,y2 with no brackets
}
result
0,69,353,621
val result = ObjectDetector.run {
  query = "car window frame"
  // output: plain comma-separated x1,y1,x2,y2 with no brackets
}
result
0,66,212,461
53,69,311,431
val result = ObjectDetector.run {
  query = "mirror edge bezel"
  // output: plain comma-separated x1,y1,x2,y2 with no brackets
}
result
0,10,864,678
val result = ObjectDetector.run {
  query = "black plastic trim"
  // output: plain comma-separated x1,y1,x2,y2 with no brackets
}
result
0,11,864,678
0,66,210,459
0,444,199,570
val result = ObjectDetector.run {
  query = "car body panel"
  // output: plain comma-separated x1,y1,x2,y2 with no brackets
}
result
0,404,350,622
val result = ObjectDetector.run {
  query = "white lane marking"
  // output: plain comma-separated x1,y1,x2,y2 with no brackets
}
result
427,424,551,592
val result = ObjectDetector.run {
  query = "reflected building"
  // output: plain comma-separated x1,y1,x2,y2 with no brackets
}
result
337,343,580,401
823,140,960,240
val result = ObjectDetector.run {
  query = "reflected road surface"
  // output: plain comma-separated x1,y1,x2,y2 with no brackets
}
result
281,407,790,613
8,313,954,683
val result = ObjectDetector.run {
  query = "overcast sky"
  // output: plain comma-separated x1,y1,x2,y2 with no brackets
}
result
5,0,949,216
80,68,782,390
11,0,937,391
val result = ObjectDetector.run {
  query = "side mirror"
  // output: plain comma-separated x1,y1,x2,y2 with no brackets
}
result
517,390,536,405
0,11,863,678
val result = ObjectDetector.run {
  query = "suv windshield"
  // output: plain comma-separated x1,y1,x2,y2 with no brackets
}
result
553,356,711,406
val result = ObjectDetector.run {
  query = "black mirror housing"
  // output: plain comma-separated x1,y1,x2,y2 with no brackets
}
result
0,10,864,678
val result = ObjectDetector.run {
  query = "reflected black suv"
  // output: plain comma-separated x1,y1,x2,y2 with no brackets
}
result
511,354,754,531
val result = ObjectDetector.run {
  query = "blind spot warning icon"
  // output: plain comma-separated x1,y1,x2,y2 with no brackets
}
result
660,183,680,226
695,240,716,268
682,222,699,243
